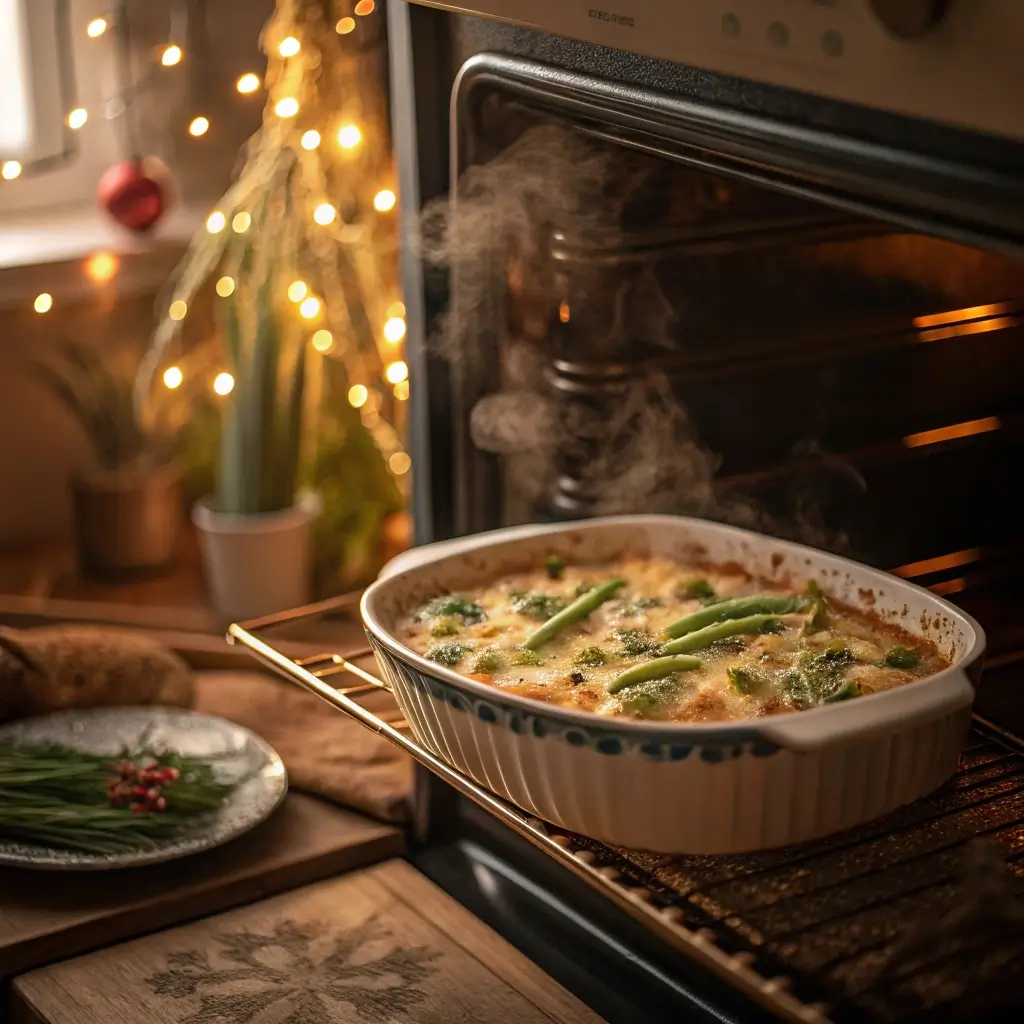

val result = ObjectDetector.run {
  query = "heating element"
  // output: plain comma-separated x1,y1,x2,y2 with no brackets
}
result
230,596,1024,1024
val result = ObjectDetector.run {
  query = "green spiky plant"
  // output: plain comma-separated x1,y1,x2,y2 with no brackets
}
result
215,267,307,515
31,341,161,472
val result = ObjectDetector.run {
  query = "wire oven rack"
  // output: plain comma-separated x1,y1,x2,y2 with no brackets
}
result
229,594,1024,1024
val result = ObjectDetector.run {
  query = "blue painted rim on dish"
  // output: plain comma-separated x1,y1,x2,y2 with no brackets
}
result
368,635,781,762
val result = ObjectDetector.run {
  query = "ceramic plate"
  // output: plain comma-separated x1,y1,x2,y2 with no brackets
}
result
0,706,288,870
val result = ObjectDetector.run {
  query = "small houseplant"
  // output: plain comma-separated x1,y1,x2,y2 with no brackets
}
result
32,341,181,578
190,253,321,622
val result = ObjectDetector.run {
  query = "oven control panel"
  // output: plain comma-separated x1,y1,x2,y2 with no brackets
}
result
408,0,1024,141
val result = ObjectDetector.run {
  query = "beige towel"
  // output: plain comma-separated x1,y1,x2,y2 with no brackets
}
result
195,670,413,823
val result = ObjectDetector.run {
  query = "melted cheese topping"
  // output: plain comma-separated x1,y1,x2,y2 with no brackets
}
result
397,555,948,723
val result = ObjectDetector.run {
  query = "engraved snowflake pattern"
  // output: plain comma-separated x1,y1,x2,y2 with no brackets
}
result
146,914,441,1023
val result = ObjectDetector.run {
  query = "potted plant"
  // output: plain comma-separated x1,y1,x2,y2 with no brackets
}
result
190,271,321,622
32,341,181,579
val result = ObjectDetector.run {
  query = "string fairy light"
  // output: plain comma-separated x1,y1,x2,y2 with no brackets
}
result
388,451,411,475
336,17,355,34
236,73,261,94
312,329,334,352
394,380,409,401
385,360,408,384
387,300,406,319
232,212,251,233
300,130,321,150
161,44,183,67
313,203,336,225
188,116,209,136
84,251,119,283
2,161,22,180
33,293,53,314
206,210,226,233
373,189,396,212
299,296,321,319
67,108,88,130
383,316,406,343
275,97,299,118
278,36,301,57
86,17,108,38
348,385,368,408
168,299,187,321
337,124,361,149
216,276,235,297
355,0,376,14
162,366,184,389
287,280,308,302
213,372,235,396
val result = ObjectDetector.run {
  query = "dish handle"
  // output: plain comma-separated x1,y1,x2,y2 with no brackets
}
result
753,670,975,754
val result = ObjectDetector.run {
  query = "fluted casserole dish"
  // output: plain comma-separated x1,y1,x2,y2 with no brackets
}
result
362,516,984,853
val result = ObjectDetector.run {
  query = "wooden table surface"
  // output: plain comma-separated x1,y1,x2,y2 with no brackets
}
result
10,859,606,1024
0,793,403,982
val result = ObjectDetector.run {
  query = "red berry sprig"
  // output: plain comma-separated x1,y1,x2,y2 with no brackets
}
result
106,759,179,814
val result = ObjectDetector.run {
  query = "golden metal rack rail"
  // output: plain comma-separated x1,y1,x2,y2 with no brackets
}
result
227,592,828,1024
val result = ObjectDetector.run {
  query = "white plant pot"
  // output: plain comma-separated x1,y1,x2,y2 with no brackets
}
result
192,491,322,622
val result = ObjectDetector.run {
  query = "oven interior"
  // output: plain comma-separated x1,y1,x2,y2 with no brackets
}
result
402,53,1024,1024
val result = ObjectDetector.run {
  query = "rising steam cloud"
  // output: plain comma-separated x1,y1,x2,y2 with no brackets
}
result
418,122,855,555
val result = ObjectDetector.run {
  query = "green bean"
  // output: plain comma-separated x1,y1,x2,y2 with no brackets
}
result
660,614,783,656
522,578,625,650
607,655,702,695
664,595,805,638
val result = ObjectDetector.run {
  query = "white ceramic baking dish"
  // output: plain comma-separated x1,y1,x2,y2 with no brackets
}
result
362,515,985,854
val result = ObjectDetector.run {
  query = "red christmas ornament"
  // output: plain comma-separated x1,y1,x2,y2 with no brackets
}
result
97,159,167,232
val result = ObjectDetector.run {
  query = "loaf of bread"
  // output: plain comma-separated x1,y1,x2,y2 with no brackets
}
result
0,625,196,723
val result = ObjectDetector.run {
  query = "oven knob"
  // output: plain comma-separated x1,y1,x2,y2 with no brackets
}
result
867,0,951,39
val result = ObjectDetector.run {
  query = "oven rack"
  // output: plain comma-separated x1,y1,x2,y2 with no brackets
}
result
228,593,829,1024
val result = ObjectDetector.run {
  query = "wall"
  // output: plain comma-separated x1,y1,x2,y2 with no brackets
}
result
0,0,273,548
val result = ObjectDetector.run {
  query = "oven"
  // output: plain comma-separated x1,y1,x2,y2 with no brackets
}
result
236,2,1024,1021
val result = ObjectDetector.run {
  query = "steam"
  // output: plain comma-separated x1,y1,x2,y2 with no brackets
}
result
418,121,854,554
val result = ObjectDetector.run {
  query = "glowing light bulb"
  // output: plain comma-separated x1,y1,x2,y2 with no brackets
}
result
87,18,107,38
279,36,300,57
336,17,355,34
67,108,88,130
383,316,407,344
275,97,299,119
313,203,336,225
2,161,22,180
216,276,235,297
168,299,187,321
33,293,53,314
559,302,570,323
299,296,320,319
394,380,409,401
232,212,251,233
337,124,361,149
161,44,183,67
355,0,376,14
84,251,118,283
374,190,397,213
312,329,334,352
389,452,411,475
300,130,320,150
189,116,209,136
348,385,368,408
206,210,226,233
287,281,308,303
213,372,234,396
385,360,409,384
163,366,184,389
236,73,260,95
387,300,406,319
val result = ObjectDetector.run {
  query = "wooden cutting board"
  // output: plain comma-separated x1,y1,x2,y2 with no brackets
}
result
9,859,606,1024
0,793,402,981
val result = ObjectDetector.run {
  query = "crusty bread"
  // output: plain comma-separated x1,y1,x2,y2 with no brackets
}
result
0,625,195,723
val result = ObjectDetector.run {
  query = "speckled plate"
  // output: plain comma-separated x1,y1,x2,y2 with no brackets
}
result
0,706,288,870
